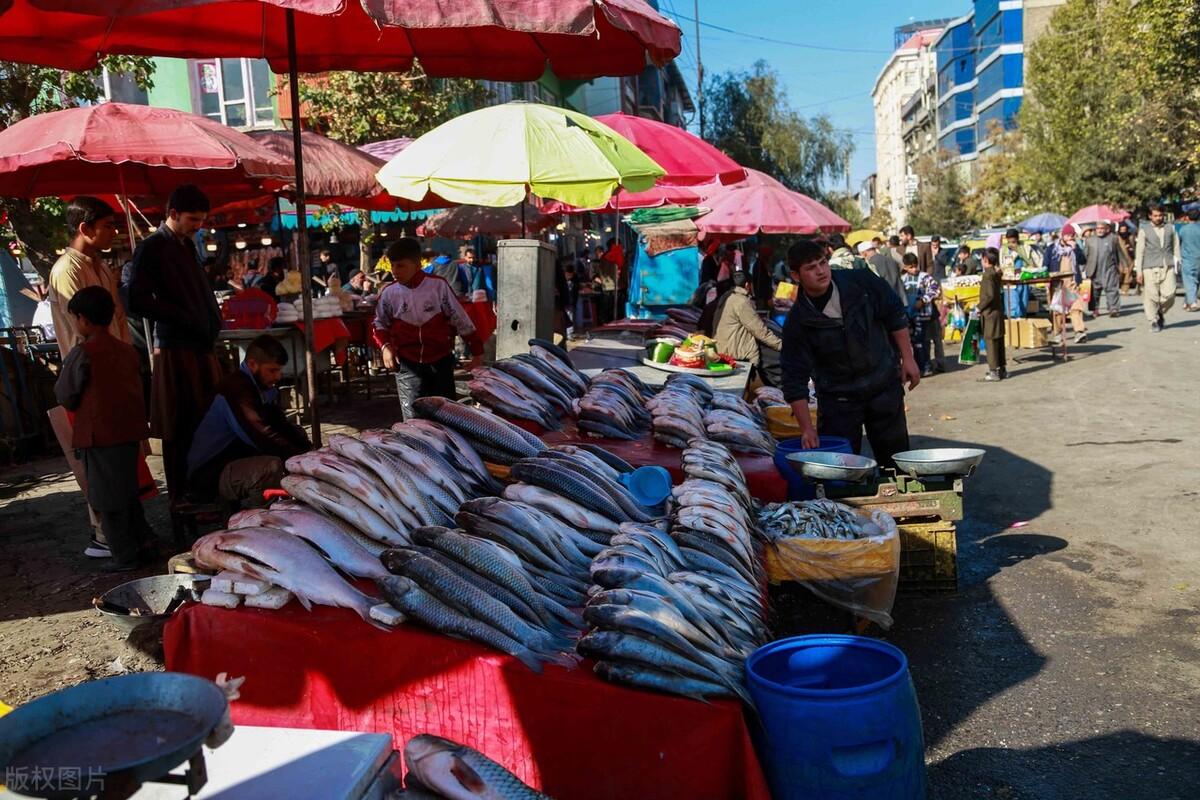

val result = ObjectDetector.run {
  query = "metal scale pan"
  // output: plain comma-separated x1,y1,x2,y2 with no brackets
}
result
891,448,986,479
786,451,879,483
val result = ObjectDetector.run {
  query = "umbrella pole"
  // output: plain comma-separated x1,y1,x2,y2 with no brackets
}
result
613,192,621,322
287,9,321,446
116,172,154,377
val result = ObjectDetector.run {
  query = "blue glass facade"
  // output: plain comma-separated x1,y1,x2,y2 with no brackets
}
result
934,1,1027,160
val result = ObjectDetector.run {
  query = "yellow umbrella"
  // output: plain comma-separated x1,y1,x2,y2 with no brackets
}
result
376,101,664,210
846,229,885,247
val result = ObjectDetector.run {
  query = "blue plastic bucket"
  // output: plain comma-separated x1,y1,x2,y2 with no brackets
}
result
773,436,853,500
746,635,926,800
619,465,673,508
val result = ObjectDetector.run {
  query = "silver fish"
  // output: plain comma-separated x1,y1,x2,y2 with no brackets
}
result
280,475,410,547
326,433,444,527
229,507,388,576
501,483,622,535
286,450,420,532
403,734,554,800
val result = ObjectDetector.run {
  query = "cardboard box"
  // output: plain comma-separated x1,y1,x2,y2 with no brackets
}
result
1022,318,1052,349
1004,319,1021,349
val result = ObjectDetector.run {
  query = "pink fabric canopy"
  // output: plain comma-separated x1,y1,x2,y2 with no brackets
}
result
417,202,555,238
696,183,851,240
538,183,705,215
359,138,415,162
1068,204,1131,225
3,0,681,78
0,102,293,199
594,113,745,186
247,129,396,210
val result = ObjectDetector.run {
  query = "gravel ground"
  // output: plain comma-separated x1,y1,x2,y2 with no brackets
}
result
2,301,1197,797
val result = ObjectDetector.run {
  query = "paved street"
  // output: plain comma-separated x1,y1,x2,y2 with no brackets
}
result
1,297,1197,798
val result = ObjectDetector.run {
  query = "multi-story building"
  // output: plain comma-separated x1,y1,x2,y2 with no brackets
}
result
859,173,877,220
101,57,280,130
871,26,943,228
934,0,1067,172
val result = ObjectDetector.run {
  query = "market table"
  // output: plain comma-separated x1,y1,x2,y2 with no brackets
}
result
164,603,770,800
567,333,752,395
1001,272,1073,361
540,417,787,502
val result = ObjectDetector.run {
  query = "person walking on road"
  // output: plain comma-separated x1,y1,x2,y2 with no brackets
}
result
900,253,942,377
1085,220,1121,317
977,248,1007,382
1178,209,1200,312
1135,204,1181,332
920,235,951,281
1044,224,1089,344
1116,221,1137,295
860,240,906,301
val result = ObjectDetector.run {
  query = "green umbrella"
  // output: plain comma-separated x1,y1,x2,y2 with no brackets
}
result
376,101,664,210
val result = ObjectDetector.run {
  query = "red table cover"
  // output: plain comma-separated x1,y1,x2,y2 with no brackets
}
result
538,418,788,502
165,603,770,800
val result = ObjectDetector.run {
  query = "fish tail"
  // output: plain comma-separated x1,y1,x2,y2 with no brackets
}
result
538,650,582,671
513,647,546,674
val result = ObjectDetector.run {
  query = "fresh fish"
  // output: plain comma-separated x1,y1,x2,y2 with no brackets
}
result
510,352,580,399
384,549,571,655
500,483,622,535
582,603,738,680
493,359,574,414
413,396,542,459
509,461,627,522
594,661,742,702
581,631,751,703
528,340,588,392
357,431,463,521
588,588,736,658
403,419,503,494
280,475,409,547
455,510,564,575
194,528,385,625
404,734,554,800
466,497,593,567
286,451,419,532
578,418,639,441
528,337,584,379
327,434,444,527
379,576,564,675
229,507,388,577
236,503,387,557
573,443,635,474
524,457,656,523
469,379,562,431
545,445,621,482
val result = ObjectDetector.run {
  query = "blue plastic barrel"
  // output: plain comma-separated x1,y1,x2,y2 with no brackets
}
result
746,635,926,800
773,436,853,500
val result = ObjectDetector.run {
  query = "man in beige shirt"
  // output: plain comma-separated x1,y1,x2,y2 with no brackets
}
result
48,197,130,356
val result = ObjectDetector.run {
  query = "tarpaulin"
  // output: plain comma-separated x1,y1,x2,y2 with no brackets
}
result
540,417,787,502
164,602,770,800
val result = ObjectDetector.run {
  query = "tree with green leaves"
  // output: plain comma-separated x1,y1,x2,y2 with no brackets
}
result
702,60,854,202
905,152,976,238
827,193,865,231
0,57,155,275
295,67,489,147
865,197,894,234
966,125,1040,227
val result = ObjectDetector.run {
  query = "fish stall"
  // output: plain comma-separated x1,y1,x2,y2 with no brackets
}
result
157,369,778,799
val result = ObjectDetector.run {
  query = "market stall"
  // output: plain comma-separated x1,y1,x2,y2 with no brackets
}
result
164,603,770,799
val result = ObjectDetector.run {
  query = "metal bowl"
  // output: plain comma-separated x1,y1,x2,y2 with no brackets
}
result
0,672,227,799
892,447,986,478
95,574,209,637
786,451,878,482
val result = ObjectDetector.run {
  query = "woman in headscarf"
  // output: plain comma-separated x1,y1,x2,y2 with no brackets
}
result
1116,220,1137,295
1043,223,1090,344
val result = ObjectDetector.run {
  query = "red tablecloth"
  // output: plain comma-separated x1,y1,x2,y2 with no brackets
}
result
164,603,770,800
539,418,787,502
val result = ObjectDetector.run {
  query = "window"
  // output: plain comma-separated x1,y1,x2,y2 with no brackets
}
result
99,68,149,105
193,58,274,129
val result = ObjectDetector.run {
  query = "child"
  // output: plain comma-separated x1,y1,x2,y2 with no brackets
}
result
54,286,155,572
977,247,1007,381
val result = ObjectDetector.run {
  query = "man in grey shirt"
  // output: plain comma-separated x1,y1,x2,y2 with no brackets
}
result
860,240,906,301
1085,219,1121,316
1135,204,1182,332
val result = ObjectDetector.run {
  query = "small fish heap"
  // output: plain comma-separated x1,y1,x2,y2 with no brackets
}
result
468,338,588,431
402,734,554,799
580,439,768,704
572,368,654,440
757,498,887,542
752,386,787,411
704,392,775,456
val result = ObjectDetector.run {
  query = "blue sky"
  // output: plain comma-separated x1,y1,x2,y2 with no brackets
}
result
655,0,966,192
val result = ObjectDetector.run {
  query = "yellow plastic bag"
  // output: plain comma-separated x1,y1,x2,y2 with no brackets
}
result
764,509,900,629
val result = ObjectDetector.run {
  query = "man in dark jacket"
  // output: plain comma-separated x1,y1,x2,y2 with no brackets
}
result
977,248,1007,382
127,184,222,503
187,335,311,508
780,239,921,470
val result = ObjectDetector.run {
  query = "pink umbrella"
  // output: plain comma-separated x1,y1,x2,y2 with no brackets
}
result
417,203,555,238
359,137,414,162
538,183,704,215
594,113,745,186
247,128,395,209
1068,204,1131,225
697,183,849,240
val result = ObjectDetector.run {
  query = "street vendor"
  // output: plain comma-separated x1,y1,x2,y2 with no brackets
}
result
373,237,484,405
187,334,311,509
780,239,920,470
714,271,782,386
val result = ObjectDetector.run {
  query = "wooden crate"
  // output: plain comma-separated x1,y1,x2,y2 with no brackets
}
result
897,519,957,593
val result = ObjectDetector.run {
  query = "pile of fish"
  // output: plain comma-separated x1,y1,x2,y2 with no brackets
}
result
573,369,654,440
757,498,887,541
376,522,583,674
466,338,588,431
752,386,787,411
401,734,554,799
581,439,768,704
646,373,712,448
703,394,775,456
412,395,544,466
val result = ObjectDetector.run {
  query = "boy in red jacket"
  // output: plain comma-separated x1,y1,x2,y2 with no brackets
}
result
55,286,155,572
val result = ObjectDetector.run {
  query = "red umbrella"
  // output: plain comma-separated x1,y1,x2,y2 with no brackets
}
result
699,168,851,235
359,138,415,163
246,129,398,210
1068,204,1131,225
538,183,704,215
0,102,293,198
417,203,555,238
4,0,680,77
696,184,851,240
594,113,745,186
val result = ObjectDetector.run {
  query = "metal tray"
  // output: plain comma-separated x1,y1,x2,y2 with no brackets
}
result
891,447,986,478
0,673,227,799
640,358,740,377
786,451,878,483
95,573,209,636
